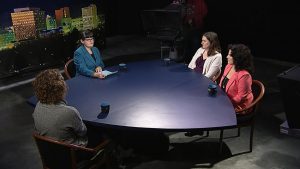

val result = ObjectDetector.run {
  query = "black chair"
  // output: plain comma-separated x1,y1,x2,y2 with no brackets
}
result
219,80,265,154
64,59,76,79
33,132,112,169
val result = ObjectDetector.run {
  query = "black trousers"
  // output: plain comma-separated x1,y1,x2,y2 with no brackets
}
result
77,124,108,161
108,129,169,156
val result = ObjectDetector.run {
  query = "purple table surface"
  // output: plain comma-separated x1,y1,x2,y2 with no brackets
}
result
66,59,236,131
28,59,236,131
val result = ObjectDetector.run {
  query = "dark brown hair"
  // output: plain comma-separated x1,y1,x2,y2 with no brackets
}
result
203,31,221,56
228,44,254,74
80,29,93,40
32,69,66,104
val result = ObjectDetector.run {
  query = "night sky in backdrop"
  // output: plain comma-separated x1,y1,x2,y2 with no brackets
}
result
0,0,102,28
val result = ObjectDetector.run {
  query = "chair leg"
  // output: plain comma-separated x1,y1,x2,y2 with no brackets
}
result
160,41,163,59
237,127,241,137
250,124,254,152
219,129,224,155
70,149,77,169
205,131,209,137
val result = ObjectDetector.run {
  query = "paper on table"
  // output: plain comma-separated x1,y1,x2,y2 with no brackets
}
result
102,70,118,76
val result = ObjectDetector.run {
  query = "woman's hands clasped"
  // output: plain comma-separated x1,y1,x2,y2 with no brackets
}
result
94,67,105,79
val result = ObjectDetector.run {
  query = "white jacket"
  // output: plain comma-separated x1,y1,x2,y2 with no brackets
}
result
188,47,222,81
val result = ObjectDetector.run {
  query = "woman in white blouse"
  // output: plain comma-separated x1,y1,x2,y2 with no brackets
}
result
186,32,222,137
188,31,222,82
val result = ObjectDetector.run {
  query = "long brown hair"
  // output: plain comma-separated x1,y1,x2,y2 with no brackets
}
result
203,31,221,56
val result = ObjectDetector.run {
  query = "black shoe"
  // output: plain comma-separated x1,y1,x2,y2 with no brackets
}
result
184,131,204,137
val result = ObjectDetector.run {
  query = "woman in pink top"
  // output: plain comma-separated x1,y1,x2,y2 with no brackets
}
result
219,44,254,113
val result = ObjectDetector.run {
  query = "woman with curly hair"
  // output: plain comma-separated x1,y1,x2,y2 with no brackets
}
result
219,44,254,113
32,69,88,146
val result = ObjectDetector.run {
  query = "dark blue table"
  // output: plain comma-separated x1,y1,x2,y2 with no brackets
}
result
29,59,236,131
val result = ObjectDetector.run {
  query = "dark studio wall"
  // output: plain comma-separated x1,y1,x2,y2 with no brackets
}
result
103,0,172,36
204,0,300,63
104,0,300,63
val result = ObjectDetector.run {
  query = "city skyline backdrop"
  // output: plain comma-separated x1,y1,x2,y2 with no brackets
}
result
0,0,102,28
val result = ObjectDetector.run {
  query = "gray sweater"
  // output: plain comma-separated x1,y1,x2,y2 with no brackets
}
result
32,101,88,146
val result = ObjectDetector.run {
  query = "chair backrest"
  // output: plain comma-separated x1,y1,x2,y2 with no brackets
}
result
236,80,265,115
64,59,76,79
33,133,96,169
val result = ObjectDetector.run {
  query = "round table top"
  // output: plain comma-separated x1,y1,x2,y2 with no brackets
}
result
65,59,236,131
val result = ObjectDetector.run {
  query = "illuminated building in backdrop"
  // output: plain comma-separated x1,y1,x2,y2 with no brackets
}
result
0,29,16,50
71,18,83,31
55,7,70,27
11,7,46,41
46,15,57,30
61,17,72,34
82,4,98,30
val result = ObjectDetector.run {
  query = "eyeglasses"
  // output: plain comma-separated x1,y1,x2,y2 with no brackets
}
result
84,37,94,41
